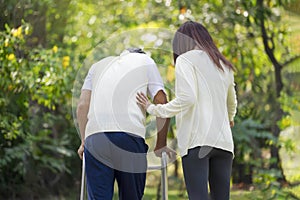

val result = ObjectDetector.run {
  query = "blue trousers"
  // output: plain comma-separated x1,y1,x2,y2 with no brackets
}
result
84,132,148,200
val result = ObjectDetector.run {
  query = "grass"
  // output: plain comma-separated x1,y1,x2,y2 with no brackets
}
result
142,187,252,200
143,187,250,200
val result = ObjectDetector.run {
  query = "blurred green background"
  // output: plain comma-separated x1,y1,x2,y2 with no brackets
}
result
1,0,300,199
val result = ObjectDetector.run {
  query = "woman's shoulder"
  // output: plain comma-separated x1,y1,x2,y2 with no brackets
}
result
177,50,207,65
182,49,205,56
180,50,206,59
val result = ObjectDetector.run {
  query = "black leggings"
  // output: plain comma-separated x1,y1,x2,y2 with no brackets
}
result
182,146,233,200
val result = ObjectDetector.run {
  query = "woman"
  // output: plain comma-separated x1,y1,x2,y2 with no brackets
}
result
137,21,237,200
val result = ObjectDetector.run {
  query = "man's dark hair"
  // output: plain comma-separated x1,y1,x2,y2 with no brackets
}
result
126,47,146,54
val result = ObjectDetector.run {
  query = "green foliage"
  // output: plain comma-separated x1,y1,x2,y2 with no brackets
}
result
289,184,300,199
0,22,78,198
251,169,298,200
232,118,274,161
231,117,275,184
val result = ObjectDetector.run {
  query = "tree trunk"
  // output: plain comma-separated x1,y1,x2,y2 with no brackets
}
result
25,3,47,47
256,0,286,183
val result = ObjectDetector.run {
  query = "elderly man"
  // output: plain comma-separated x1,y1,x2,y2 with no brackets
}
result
76,48,173,200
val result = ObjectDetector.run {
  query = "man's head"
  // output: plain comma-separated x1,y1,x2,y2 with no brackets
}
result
126,47,146,54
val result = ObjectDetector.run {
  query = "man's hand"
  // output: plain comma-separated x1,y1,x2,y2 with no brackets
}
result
136,92,152,110
77,144,84,160
154,146,177,159
230,121,234,128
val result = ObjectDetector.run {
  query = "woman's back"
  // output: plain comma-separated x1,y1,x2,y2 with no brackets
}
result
175,49,235,156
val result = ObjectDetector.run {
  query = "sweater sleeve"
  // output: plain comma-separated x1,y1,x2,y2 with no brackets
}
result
227,79,237,121
147,56,197,118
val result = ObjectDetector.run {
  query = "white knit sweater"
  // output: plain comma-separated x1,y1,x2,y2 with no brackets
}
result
147,50,237,157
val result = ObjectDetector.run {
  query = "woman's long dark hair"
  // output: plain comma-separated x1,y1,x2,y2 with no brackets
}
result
172,21,234,71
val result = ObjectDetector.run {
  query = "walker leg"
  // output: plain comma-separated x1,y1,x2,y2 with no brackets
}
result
161,152,168,200
80,153,86,200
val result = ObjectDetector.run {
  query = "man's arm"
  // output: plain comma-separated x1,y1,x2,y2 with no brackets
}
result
153,90,171,155
76,89,91,159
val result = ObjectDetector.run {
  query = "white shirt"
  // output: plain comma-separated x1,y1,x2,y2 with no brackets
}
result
147,50,237,157
82,50,165,139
